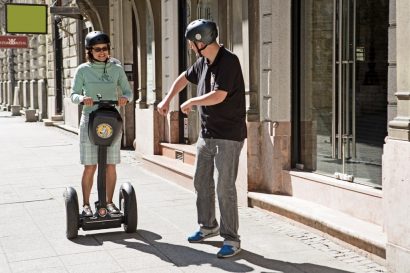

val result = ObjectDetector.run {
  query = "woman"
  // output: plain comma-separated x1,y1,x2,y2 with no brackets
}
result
70,31,133,217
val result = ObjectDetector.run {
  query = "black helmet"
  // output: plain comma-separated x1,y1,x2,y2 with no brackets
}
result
85,31,110,48
185,19,218,45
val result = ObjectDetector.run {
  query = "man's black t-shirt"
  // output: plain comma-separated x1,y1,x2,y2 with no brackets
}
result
185,46,247,141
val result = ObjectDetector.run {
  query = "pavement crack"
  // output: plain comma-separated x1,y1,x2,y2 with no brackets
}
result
23,144,73,148
0,197,54,206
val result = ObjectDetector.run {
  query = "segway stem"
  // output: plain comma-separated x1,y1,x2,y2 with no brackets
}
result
97,146,107,208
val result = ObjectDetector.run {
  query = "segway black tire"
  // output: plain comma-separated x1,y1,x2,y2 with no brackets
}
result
119,182,137,233
64,187,79,239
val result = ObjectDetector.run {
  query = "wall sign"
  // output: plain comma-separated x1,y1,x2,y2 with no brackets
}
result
0,36,28,48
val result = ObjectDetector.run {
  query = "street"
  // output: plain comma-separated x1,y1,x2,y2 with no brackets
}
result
0,110,386,273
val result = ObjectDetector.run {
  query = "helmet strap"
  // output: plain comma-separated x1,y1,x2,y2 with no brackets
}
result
193,41,208,58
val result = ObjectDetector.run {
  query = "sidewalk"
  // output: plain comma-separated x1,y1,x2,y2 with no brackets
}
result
0,110,386,273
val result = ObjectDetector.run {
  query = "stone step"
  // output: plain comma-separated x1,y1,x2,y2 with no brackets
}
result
248,192,386,260
42,118,54,126
51,115,64,121
160,142,196,165
142,154,195,192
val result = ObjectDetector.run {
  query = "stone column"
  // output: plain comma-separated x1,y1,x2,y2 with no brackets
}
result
247,0,260,122
247,0,262,191
22,80,30,109
133,0,147,109
0,82,3,106
38,79,47,120
2,55,8,108
15,49,24,109
109,0,136,148
29,37,39,111
6,80,13,110
383,0,410,272
6,48,16,110
23,47,31,109
0,58,3,105
160,0,179,144
248,0,292,193
30,80,39,110
2,83,5,109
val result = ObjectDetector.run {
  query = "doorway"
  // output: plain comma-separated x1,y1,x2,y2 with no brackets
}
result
299,0,388,188
54,17,63,115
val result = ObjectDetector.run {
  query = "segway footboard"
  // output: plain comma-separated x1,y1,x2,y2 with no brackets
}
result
81,214,123,231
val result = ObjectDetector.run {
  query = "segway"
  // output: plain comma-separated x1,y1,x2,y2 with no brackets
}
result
64,97,137,239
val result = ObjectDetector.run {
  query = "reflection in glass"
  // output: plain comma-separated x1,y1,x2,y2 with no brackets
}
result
299,0,388,188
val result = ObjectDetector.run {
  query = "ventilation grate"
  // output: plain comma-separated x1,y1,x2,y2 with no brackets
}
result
175,150,184,161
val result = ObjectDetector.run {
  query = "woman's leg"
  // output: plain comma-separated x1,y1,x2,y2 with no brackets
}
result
82,164,97,206
106,164,117,204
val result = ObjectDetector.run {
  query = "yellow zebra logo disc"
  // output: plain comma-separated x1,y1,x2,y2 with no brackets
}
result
96,123,113,139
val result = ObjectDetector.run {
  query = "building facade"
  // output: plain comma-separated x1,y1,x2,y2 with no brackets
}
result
1,0,409,272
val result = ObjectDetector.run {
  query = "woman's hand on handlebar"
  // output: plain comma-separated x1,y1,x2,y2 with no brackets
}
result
118,96,128,107
82,96,94,106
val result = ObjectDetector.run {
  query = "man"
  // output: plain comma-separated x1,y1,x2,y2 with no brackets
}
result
157,19,247,258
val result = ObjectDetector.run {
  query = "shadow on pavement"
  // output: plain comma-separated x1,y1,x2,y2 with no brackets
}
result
201,241,355,273
71,229,355,273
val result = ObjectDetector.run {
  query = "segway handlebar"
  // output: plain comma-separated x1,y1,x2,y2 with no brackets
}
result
80,100,119,106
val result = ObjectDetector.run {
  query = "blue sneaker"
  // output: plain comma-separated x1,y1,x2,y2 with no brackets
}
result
188,226,219,243
217,244,241,258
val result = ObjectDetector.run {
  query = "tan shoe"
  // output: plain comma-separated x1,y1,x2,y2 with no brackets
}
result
82,205,93,217
106,203,120,214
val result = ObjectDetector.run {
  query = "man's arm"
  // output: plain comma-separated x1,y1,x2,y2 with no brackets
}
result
157,72,189,116
180,90,227,114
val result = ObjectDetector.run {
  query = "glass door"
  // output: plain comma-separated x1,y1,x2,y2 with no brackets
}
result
299,0,388,188
333,0,356,181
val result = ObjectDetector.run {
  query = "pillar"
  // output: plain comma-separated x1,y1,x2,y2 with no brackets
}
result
383,0,410,272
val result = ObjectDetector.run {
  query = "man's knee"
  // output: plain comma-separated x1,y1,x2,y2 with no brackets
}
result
216,182,236,200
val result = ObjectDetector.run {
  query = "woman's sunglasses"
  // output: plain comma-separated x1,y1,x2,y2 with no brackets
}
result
92,46,109,53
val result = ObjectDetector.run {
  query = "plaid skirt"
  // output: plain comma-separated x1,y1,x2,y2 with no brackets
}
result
79,114,121,165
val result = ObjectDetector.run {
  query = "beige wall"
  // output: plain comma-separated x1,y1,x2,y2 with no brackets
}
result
383,140,410,273
384,0,410,271
161,0,179,144
60,17,80,128
248,0,292,193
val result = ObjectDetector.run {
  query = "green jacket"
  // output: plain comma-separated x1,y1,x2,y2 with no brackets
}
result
70,59,133,114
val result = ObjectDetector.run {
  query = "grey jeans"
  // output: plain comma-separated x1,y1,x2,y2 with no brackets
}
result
193,136,244,247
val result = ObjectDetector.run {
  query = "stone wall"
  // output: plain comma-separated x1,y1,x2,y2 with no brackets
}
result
248,0,291,193
0,0,48,121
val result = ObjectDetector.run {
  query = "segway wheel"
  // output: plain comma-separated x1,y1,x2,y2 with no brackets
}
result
64,187,79,239
119,182,137,233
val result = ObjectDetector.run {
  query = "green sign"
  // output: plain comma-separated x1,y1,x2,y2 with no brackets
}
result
6,4,48,34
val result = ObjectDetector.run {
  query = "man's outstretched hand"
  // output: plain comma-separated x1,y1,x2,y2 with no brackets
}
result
157,100,169,116
180,99,193,114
